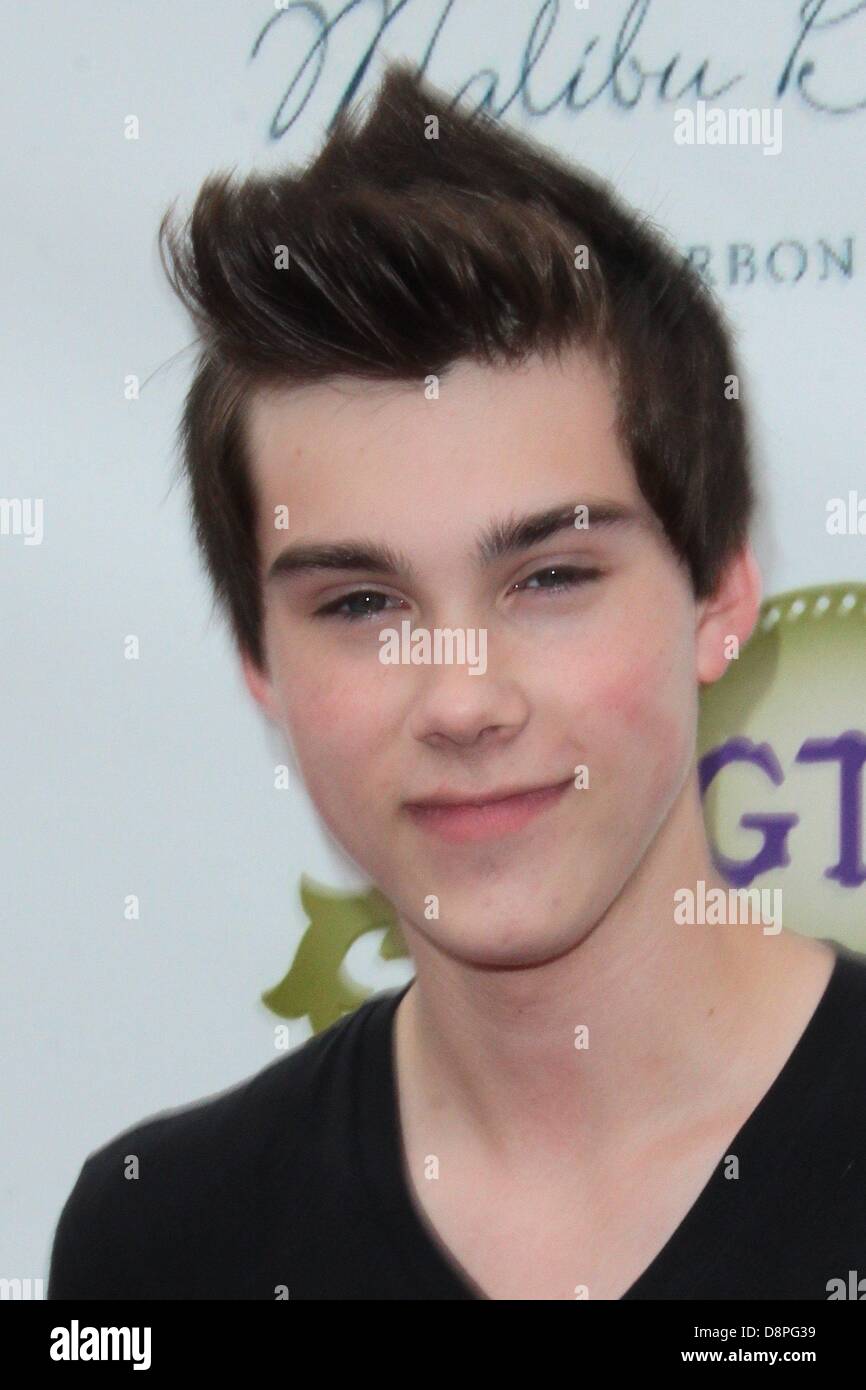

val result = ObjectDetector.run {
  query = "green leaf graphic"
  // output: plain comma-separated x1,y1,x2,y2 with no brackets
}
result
262,875,408,1033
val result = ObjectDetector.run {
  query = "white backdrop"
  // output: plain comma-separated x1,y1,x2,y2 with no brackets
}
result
2,0,864,1289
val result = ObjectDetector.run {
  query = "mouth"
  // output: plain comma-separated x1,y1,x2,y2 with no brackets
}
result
403,777,573,844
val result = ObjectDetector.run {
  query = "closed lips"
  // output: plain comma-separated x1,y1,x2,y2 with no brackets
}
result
407,778,571,808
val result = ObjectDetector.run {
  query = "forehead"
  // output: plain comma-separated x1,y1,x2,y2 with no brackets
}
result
244,347,642,528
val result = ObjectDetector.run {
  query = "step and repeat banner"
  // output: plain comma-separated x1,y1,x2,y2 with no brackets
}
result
3,0,864,1288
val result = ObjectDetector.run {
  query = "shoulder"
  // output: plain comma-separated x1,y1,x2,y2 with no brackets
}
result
821,941,866,1048
782,942,866,1193
815,943,866,1099
47,986,402,1298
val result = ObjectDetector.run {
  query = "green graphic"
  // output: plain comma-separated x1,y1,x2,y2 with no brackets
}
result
699,582,866,950
262,876,408,1032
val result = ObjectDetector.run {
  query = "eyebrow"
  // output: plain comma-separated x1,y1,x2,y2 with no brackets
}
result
265,498,648,586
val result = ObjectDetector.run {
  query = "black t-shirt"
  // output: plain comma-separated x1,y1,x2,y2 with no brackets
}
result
48,939,866,1300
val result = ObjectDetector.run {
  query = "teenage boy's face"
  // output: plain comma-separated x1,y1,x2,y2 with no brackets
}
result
243,348,741,967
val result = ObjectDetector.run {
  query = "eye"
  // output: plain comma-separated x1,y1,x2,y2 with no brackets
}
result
314,589,404,623
515,565,602,596
313,567,602,622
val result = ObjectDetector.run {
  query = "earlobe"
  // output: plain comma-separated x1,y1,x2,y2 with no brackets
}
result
695,543,763,686
240,647,279,725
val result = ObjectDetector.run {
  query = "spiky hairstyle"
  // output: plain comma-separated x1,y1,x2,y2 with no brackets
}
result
159,59,754,670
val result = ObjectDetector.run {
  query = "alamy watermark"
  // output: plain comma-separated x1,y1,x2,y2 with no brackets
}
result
0,497,43,544
674,100,782,157
379,620,487,675
674,880,782,935
0,1276,43,1299
50,1320,151,1370
826,491,866,535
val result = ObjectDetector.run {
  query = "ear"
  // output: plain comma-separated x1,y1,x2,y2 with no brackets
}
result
240,646,282,726
695,542,763,685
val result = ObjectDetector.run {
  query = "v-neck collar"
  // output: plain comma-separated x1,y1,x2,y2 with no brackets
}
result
355,942,852,1300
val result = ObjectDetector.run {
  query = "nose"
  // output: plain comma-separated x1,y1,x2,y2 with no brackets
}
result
405,640,530,749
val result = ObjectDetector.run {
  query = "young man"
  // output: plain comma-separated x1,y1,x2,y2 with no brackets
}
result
49,61,866,1301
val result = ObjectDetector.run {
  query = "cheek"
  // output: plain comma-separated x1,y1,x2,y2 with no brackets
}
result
279,675,400,874
584,632,696,787
605,650,675,730
277,666,393,802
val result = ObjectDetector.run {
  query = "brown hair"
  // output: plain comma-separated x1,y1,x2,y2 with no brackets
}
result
158,59,755,672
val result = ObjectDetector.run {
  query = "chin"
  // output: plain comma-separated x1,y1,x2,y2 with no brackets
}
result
407,900,589,971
